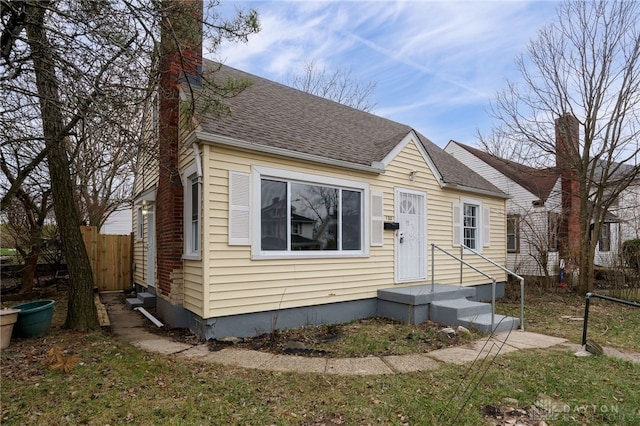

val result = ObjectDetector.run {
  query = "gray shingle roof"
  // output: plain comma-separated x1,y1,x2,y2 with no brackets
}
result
195,61,504,197
451,141,559,201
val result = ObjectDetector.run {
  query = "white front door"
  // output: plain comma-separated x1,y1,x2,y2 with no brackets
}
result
146,206,155,287
395,189,427,283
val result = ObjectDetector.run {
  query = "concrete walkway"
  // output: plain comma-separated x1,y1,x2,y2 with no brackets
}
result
101,293,640,375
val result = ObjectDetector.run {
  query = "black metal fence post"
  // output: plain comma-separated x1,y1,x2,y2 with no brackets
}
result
581,292,640,348
581,293,592,347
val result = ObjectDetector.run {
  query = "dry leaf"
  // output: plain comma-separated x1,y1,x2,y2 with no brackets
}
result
44,346,79,373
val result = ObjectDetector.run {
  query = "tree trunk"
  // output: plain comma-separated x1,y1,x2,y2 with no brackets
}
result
577,209,596,295
25,4,99,330
19,246,39,294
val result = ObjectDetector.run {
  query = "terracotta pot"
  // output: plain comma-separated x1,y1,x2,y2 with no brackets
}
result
0,308,21,350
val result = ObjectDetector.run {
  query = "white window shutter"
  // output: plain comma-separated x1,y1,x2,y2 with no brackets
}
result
371,191,384,247
483,206,491,247
452,203,461,247
229,171,250,245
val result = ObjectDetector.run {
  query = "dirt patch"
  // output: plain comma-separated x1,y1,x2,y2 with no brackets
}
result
116,292,481,358
205,318,477,358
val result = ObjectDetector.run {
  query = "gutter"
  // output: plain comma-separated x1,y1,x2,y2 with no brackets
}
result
184,131,386,175
441,182,511,200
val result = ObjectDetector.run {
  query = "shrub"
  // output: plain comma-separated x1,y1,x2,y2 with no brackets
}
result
622,239,640,272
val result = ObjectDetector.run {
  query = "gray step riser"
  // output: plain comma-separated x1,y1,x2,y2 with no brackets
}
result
430,303,492,324
458,314,520,333
125,297,143,308
429,289,476,301
125,293,156,309
137,292,157,308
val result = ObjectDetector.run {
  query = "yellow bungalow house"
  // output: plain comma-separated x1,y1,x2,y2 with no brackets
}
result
130,4,516,338
131,61,520,339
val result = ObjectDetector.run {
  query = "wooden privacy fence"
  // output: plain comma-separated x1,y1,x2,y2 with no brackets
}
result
81,226,132,291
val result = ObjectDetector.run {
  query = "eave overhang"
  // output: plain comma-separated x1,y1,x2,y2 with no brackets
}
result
184,130,386,175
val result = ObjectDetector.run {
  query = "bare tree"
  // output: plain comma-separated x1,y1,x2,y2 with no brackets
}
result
72,110,141,230
490,0,640,293
289,59,377,112
0,190,52,293
477,125,553,168
0,0,258,330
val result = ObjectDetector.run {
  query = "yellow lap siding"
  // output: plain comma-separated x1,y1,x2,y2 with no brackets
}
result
188,139,506,319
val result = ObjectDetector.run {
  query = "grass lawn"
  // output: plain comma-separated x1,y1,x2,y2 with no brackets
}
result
1,287,639,425
498,287,640,352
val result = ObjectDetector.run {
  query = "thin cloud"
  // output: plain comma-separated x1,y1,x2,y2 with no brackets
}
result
214,0,558,145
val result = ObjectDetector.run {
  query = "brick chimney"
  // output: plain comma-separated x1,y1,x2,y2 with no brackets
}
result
156,0,203,298
555,114,581,262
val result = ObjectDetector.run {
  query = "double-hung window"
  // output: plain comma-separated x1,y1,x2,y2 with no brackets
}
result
251,167,367,258
507,214,520,253
453,198,489,252
598,222,611,252
136,206,144,241
184,164,201,258
463,203,478,249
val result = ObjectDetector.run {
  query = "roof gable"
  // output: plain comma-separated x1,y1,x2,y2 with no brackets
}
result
450,141,559,201
192,61,504,197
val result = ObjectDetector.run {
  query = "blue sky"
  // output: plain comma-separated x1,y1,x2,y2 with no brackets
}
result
214,1,559,147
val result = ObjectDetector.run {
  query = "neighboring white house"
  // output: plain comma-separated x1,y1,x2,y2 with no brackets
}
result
600,163,640,244
616,188,640,242
445,114,633,278
445,140,564,277
102,207,133,235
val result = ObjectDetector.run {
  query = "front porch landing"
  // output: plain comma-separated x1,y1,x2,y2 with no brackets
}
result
377,283,519,334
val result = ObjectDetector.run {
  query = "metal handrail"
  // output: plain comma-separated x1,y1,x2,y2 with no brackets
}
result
431,244,497,332
460,244,525,331
581,293,640,347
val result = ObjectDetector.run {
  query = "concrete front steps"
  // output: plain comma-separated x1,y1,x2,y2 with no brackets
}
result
377,283,519,334
430,298,518,334
125,291,156,309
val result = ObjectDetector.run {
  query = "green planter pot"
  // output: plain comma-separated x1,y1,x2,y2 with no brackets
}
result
12,300,56,338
